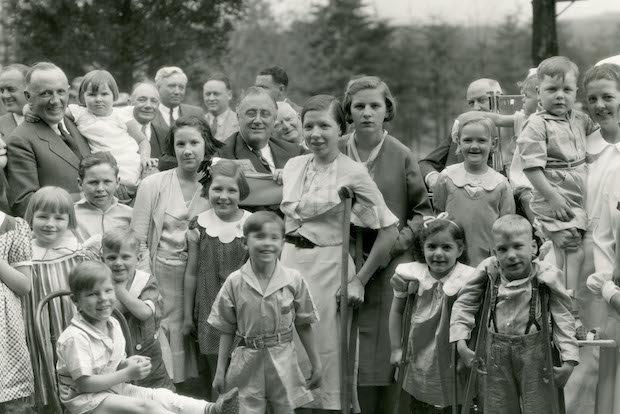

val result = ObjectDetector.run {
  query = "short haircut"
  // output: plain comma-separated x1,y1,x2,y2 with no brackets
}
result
343,76,397,124
154,66,187,86
243,211,285,237
205,72,232,91
78,151,120,180
258,66,289,88
469,78,502,94
453,112,498,143
69,261,112,296
411,215,469,265
102,227,140,253
518,73,538,94
492,214,533,238
583,63,620,91
25,186,77,230
301,95,347,135
202,159,250,200
1,63,30,79
537,56,579,82
78,70,120,105
130,79,158,95
25,62,64,86
238,86,277,111
163,115,224,160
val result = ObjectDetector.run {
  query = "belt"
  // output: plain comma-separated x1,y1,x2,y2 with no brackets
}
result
285,234,316,249
237,329,294,349
546,158,586,169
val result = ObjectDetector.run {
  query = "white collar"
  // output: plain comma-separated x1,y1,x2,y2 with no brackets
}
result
197,208,251,243
587,129,620,156
13,113,24,125
394,261,474,297
444,163,506,191
48,118,68,135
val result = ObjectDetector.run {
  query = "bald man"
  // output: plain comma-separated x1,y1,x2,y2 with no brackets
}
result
419,78,502,191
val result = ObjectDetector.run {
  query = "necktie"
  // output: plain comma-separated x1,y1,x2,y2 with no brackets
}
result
252,148,272,173
210,116,218,138
169,107,175,127
59,124,82,160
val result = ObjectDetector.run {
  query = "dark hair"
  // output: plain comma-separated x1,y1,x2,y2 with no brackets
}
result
25,186,78,231
243,211,285,238
102,227,140,254
78,70,120,105
199,159,250,200
412,217,469,265
163,115,224,161
537,56,579,82
301,95,347,135
78,152,120,180
25,62,64,85
583,63,620,91
1,63,30,79
258,66,289,88
343,76,397,124
69,261,112,296
205,72,232,91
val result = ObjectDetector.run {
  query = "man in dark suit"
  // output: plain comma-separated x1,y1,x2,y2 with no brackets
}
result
419,78,502,191
6,62,91,217
217,86,306,174
255,66,302,114
129,81,166,159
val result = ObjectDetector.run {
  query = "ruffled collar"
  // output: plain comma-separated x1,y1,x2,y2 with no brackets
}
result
197,208,251,243
444,163,505,191
394,261,474,297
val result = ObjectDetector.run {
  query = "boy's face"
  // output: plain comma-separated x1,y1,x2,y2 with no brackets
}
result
244,222,284,266
102,244,139,283
493,230,537,280
74,276,116,327
537,72,577,117
78,163,119,211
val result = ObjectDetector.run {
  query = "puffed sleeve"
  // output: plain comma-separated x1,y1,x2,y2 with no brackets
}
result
516,114,548,170
9,217,32,267
292,272,319,326
57,334,95,379
138,272,162,319
207,275,238,334
350,169,398,230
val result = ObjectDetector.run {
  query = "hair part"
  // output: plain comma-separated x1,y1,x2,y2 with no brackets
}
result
343,76,397,124
78,152,120,180
537,56,579,82
25,186,77,230
163,115,224,160
69,261,113,296
583,63,620,92
102,227,140,254
301,95,347,135
411,216,469,265
243,211,285,238
258,66,289,88
492,214,533,238
202,159,250,200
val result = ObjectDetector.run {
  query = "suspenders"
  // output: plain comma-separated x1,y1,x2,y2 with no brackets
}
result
488,275,542,335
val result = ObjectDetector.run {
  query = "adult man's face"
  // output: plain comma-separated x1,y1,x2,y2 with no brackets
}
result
26,68,69,125
237,93,277,150
255,75,283,102
466,80,502,112
131,83,160,125
203,80,231,116
0,69,28,114
158,73,186,108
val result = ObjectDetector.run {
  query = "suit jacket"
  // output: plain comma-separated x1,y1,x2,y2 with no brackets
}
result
6,118,92,217
0,113,18,138
418,134,463,180
205,108,239,143
216,132,307,173
151,103,205,140
149,123,166,159
0,113,18,214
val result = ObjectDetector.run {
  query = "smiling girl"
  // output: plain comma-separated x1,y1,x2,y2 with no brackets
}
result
433,112,515,266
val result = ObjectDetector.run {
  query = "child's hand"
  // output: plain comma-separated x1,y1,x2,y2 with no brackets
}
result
390,348,403,366
347,276,365,307
553,361,576,387
390,273,409,293
306,366,322,390
457,340,475,368
182,318,195,336
143,158,158,169
548,194,575,222
125,355,152,381
23,104,40,123
213,372,226,394
272,169,283,185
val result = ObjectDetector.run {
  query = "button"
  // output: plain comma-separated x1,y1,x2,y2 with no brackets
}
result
154,332,158,339
136,344,142,351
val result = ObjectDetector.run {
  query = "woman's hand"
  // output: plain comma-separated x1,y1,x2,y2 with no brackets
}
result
213,371,226,395
347,276,365,307
548,194,575,222
390,348,403,366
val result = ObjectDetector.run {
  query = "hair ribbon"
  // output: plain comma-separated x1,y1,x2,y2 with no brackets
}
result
422,212,460,229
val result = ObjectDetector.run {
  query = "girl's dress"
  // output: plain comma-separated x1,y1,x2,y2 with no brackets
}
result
0,213,34,406
433,163,515,266
280,153,398,412
188,208,250,356
68,104,141,187
392,261,473,407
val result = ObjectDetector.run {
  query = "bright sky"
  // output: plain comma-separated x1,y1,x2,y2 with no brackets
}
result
271,0,620,25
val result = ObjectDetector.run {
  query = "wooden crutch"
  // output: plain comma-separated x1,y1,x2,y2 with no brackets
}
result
392,290,417,414
540,284,567,414
452,343,459,414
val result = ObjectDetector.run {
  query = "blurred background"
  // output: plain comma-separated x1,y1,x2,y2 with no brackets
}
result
1,0,618,156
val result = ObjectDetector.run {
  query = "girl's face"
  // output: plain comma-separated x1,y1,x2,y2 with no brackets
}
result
74,276,116,330
32,209,70,247
459,123,494,170
350,88,387,134
423,229,463,279
174,126,205,173
303,109,342,163
209,175,241,221
586,78,620,131
84,82,114,117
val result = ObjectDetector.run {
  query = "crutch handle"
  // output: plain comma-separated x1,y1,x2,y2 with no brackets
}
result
338,186,355,201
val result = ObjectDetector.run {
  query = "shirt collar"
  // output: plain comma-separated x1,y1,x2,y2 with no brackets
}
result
535,105,575,122
48,118,68,135
13,113,24,125
586,128,620,155
75,196,119,213
159,103,179,117
239,260,292,298
71,312,117,350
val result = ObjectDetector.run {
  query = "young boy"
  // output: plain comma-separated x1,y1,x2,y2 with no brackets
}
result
56,261,239,414
101,226,173,390
208,211,322,413
75,152,133,242
517,56,599,296
450,214,579,414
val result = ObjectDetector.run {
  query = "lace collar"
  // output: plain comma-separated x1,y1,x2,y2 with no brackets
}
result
394,261,474,297
197,208,251,243
444,163,506,191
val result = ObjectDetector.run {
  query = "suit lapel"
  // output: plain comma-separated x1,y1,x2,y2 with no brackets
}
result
36,122,80,169
233,133,268,173
269,140,291,169
150,125,163,158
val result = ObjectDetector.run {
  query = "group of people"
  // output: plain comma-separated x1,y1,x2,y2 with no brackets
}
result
0,52,620,414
